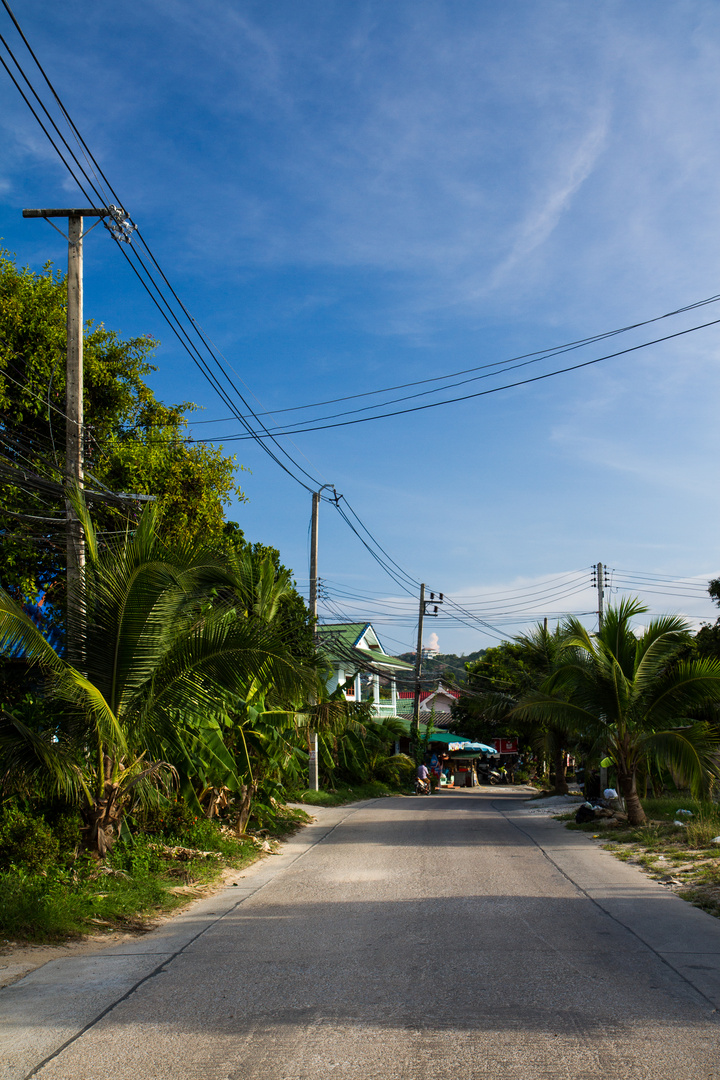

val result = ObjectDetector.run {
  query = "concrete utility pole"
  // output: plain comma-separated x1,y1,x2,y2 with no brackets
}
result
595,562,605,631
309,484,339,629
23,208,110,664
411,584,426,755
308,484,336,791
593,561,610,793
411,585,443,758
309,491,321,629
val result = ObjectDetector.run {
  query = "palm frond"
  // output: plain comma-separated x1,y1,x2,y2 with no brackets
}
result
0,591,66,673
641,723,720,797
0,709,86,802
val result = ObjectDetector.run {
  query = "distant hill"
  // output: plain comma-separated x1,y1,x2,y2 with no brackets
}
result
396,650,486,687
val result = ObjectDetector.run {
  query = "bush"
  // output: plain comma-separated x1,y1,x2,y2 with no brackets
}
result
374,753,415,786
134,798,198,837
0,805,60,872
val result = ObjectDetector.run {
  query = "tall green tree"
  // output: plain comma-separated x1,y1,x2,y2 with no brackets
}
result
693,577,720,661
519,600,720,825
450,641,530,741
0,250,244,617
451,626,573,793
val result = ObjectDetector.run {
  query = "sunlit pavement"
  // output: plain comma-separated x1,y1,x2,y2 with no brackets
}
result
2,790,720,1080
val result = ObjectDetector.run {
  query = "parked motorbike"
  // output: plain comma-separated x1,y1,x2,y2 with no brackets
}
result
414,776,431,795
477,763,502,785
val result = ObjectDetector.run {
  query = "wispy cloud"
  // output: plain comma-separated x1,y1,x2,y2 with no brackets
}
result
488,112,609,288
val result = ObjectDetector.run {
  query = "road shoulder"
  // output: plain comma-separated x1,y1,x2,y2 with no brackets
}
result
501,800,720,1009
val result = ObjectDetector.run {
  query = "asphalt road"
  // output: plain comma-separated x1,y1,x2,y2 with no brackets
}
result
3,789,720,1080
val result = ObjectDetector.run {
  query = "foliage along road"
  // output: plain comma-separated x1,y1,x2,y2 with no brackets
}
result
2,789,720,1079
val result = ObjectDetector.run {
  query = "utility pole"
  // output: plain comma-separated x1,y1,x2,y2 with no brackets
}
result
309,491,321,628
309,484,338,629
411,584,426,757
308,484,337,791
592,561,610,793
596,562,605,630
23,208,110,664
411,585,443,758
22,206,136,665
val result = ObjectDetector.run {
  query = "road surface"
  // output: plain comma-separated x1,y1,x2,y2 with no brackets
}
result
2,789,720,1079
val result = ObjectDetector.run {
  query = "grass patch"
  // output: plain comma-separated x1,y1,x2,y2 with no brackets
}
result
563,793,720,920
0,859,181,943
288,780,401,807
0,802,312,945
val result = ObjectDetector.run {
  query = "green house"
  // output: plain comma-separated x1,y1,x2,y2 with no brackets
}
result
316,622,414,718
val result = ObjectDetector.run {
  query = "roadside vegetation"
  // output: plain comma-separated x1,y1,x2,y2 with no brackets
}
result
452,597,720,822
0,799,311,943
558,795,720,918
0,253,413,944
5,250,720,939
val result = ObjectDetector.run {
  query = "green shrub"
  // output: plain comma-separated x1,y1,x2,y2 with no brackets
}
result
52,811,83,857
374,753,415,785
134,798,198,837
0,805,60,872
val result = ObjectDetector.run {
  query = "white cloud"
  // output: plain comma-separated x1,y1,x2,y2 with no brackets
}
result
488,112,609,289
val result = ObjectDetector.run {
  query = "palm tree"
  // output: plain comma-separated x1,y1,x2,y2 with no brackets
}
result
518,599,720,825
0,502,317,853
461,622,573,794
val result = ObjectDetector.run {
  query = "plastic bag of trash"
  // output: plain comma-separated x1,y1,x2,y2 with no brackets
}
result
575,802,596,824
603,788,618,800
675,808,693,817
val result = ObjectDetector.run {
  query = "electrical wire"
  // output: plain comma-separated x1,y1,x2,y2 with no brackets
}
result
0,3,327,496
184,290,720,426
193,312,720,441
3,3,718,649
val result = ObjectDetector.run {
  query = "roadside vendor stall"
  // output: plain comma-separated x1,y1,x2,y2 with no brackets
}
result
425,732,498,787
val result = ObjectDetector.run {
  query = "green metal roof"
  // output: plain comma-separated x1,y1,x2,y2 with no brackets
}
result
317,623,414,672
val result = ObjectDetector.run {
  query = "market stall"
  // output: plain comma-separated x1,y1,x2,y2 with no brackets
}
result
425,732,498,787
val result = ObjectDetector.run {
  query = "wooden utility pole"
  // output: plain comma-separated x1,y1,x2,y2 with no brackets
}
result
23,208,108,664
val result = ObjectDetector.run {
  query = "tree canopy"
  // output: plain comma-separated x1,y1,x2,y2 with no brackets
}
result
517,600,720,824
0,250,244,613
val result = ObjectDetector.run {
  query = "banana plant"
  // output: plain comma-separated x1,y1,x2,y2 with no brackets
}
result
0,498,317,853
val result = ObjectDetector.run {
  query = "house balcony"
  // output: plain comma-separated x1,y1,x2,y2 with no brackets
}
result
370,701,400,719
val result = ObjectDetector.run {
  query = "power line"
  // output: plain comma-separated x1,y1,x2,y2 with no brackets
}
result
0,4,328,496
184,290,720,426
192,312,720,441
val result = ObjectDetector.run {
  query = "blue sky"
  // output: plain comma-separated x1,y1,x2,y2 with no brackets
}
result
1,0,720,656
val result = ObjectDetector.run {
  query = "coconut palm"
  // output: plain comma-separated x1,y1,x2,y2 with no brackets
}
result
517,599,720,825
461,622,574,793
0,501,317,853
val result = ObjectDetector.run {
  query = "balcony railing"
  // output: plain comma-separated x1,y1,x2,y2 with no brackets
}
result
369,702,400,718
